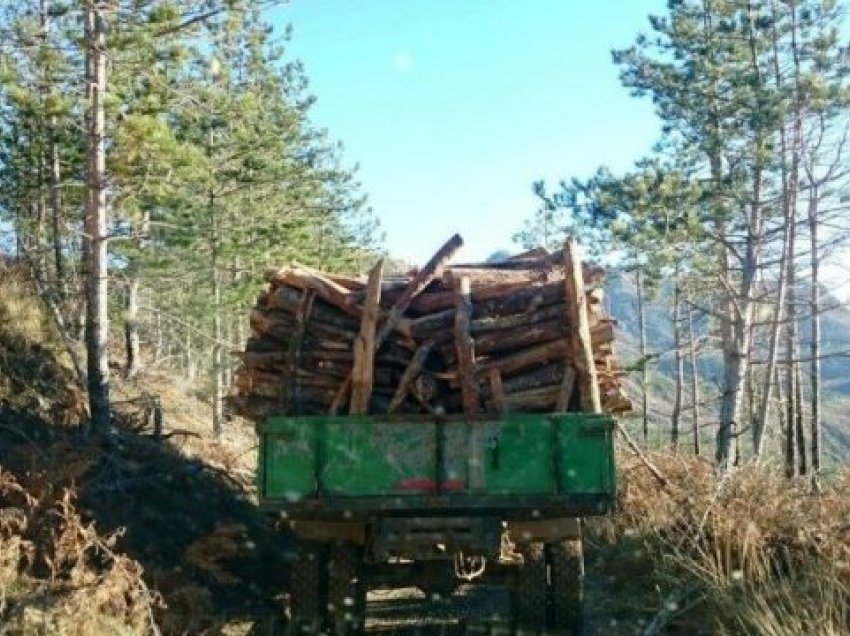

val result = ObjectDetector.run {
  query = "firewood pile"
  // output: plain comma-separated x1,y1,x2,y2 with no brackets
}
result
230,234,630,420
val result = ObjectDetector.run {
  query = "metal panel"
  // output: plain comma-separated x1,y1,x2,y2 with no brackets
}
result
258,413,616,514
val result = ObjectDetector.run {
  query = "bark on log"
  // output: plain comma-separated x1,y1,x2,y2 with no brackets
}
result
285,289,315,413
442,267,549,289
350,260,383,414
266,264,361,318
471,303,568,334
485,385,561,412
387,340,436,414
474,319,565,355
455,277,478,418
487,369,505,416
563,239,601,413
476,339,569,378
555,365,577,412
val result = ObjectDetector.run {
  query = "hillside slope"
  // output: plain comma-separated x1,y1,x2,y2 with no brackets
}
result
0,268,290,633
604,271,850,458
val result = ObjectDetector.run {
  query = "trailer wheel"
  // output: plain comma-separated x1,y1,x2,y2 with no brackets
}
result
549,538,585,635
515,542,548,630
290,540,327,632
327,542,367,635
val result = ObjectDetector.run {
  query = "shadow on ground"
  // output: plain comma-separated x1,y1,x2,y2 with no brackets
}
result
0,405,292,634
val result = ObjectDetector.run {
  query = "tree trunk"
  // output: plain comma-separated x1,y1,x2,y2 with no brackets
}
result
687,298,701,455
794,357,806,476
124,276,141,378
716,198,760,469
671,272,683,451
83,1,110,435
212,217,224,435
637,268,649,443
50,128,64,292
808,186,821,489
184,329,196,381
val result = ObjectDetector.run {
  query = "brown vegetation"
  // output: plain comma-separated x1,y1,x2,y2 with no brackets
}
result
590,449,850,634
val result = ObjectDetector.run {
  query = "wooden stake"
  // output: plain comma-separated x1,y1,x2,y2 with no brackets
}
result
284,289,315,414
487,369,505,416
562,238,601,413
454,276,478,418
350,259,384,414
387,340,435,414
555,365,576,412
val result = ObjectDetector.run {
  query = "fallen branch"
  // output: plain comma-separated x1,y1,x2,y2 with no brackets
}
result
616,423,669,489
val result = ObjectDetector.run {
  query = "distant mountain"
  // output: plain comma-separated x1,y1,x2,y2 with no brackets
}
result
603,271,850,458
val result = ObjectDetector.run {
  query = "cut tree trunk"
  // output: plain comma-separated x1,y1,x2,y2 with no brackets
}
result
562,239,600,412
454,277,478,418
350,260,383,414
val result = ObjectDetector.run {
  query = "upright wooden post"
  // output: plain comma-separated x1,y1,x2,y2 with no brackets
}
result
350,259,384,414
455,276,478,418
285,289,315,415
562,238,601,414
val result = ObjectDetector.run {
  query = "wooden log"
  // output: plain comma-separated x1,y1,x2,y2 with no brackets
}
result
555,365,577,412
350,259,383,414
474,319,565,355
563,238,601,413
387,340,435,414
508,247,551,261
284,289,316,413
591,320,616,347
268,284,359,326
265,263,361,317
487,369,505,416
442,267,548,289
241,361,399,386
471,303,567,334
398,301,580,343
477,362,566,397
411,280,564,316
476,339,569,378
454,277,478,418
397,309,455,341
485,385,561,413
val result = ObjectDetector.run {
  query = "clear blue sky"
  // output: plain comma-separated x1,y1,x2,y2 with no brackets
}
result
268,0,667,264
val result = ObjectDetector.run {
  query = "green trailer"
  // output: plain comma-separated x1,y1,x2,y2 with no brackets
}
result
258,411,617,634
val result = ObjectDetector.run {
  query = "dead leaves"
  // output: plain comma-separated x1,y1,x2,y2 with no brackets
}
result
183,523,250,585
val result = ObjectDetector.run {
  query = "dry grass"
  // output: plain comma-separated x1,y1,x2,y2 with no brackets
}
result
0,468,161,635
589,449,850,634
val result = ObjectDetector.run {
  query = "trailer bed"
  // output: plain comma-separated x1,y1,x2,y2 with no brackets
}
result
257,413,616,518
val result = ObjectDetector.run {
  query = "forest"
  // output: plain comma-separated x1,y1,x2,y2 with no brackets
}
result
516,0,850,483
0,0,849,634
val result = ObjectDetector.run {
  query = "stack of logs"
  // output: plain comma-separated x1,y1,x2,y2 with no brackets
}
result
231,234,631,421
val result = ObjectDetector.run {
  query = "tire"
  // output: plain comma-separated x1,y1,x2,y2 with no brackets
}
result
549,538,585,635
290,540,327,633
515,542,548,631
327,542,367,635
416,562,458,600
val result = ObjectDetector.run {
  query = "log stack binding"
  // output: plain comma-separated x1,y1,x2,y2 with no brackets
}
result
231,234,631,420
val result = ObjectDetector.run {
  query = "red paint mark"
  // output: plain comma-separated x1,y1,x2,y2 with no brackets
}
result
395,477,466,493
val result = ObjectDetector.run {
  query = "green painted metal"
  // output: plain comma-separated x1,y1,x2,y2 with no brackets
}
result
257,414,616,513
